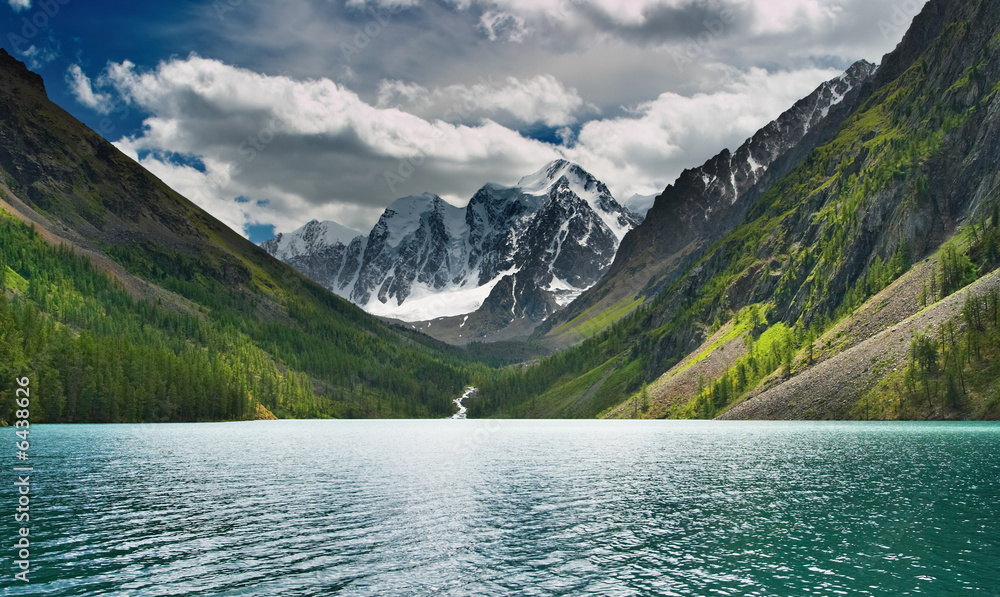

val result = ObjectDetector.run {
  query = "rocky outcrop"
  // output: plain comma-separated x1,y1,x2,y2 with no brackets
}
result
537,60,877,343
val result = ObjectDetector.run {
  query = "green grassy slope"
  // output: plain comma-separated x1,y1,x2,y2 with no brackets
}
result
469,0,1000,420
0,50,488,423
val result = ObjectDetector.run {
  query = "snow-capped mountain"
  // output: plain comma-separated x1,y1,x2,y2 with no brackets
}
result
259,219,366,298
261,160,639,329
351,192,477,319
468,160,639,323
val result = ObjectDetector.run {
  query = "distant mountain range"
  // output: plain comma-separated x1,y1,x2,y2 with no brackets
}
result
262,160,640,338
263,61,876,344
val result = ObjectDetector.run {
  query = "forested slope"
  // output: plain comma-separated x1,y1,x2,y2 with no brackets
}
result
0,49,486,423
470,0,1000,420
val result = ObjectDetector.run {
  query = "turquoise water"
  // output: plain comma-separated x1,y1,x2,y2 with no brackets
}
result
3,420,998,596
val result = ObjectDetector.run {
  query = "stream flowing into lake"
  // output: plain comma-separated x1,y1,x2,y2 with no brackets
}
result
451,386,476,419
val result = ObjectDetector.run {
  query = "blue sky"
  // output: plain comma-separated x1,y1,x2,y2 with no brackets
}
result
2,0,926,242
5,2,180,136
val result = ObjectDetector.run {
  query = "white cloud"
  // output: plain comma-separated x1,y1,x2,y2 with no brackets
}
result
478,10,531,42
377,74,592,127
101,55,559,235
81,0,926,241
93,53,848,239
332,0,922,59
376,80,432,110
749,0,842,35
17,42,59,69
189,0,920,143
66,65,113,114
349,0,830,35
563,65,842,199
7,0,30,11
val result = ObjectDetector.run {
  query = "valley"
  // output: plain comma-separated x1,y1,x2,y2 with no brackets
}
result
2,0,999,423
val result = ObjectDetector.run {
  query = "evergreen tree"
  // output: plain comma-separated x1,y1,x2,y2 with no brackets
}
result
0,246,6,290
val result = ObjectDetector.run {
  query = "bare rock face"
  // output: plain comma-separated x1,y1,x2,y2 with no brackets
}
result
261,160,640,334
538,60,878,339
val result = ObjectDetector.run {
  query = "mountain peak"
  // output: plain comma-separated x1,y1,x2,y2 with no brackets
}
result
301,219,364,245
844,59,877,80
0,48,46,96
516,159,591,194
265,159,638,329
260,218,364,264
386,192,444,212
543,158,572,173
383,193,467,228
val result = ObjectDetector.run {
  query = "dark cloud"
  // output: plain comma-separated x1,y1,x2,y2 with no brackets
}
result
578,0,754,45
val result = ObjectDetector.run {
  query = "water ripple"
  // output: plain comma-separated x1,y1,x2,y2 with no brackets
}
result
4,420,998,596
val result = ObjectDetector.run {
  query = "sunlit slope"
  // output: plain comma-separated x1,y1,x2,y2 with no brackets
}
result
471,0,1000,420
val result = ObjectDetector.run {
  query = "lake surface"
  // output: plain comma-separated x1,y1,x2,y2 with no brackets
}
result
5,420,999,596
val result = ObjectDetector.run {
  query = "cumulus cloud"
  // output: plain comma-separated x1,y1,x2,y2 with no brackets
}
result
7,0,30,11
93,56,558,234
60,0,925,238
478,10,531,42
66,65,113,114
79,53,846,238
190,0,918,129
748,0,842,35
375,80,432,110
564,65,842,198
376,74,593,127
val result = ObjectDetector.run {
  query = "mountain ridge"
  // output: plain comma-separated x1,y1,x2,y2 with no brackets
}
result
469,0,1000,421
536,59,878,346
0,48,487,423
262,159,640,338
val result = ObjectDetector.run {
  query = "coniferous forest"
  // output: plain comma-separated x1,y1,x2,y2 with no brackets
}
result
0,45,515,424
0,211,498,422
3,0,1000,423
